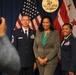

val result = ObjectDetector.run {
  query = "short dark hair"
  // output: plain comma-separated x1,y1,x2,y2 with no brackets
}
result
21,14,30,20
62,23,73,29
38,15,55,32
21,14,30,18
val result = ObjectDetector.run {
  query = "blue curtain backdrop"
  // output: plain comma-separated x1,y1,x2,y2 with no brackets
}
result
0,0,23,39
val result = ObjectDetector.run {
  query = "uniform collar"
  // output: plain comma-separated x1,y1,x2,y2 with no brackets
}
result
64,34,71,40
22,26,29,33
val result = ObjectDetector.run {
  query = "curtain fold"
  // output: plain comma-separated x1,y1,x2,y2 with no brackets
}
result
0,0,23,39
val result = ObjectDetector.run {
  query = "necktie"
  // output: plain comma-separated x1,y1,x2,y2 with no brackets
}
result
25,30,27,37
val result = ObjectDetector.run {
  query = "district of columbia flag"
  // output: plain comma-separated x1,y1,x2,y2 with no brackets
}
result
54,0,76,42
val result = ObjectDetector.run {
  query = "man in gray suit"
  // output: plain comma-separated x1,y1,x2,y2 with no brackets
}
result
0,17,20,75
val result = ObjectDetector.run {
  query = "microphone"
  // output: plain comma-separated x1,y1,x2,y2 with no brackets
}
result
0,17,2,24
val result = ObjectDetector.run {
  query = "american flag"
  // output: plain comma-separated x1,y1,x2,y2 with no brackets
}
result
14,0,42,31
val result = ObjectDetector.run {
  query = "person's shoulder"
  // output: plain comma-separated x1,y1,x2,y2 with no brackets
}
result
12,28,22,36
70,35,76,42
29,29,36,34
36,30,42,35
53,30,59,33
53,30,59,35
70,35,75,39
30,29,36,32
14,28,22,32
73,36,76,40
13,28,21,33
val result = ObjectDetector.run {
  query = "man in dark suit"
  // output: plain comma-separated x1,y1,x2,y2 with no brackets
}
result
12,15,36,75
61,23,76,75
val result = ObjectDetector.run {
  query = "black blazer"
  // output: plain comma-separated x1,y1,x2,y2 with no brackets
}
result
12,28,36,67
61,34,76,72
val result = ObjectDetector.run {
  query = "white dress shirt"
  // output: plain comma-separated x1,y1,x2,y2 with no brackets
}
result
22,26,29,37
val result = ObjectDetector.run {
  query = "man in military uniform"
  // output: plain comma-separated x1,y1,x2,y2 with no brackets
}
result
12,15,36,75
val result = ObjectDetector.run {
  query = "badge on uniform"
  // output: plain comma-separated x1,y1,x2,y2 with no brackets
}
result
64,41,70,46
30,34,35,39
18,37,23,39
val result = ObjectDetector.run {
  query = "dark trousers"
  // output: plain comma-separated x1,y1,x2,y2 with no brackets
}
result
62,71,68,75
34,68,39,75
18,67,33,75
54,63,62,75
62,70,76,75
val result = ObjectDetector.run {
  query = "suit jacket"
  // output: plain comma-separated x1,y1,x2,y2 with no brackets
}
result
33,30,60,65
61,34,76,72
12,28,36,67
